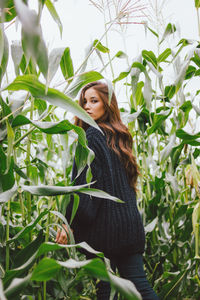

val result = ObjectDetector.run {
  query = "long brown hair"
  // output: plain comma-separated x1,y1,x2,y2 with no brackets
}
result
75,81,140,191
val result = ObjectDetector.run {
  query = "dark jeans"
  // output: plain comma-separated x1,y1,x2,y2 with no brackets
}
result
96,253,159,300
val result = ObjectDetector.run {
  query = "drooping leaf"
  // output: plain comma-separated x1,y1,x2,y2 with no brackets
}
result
176,129,200,145
36,241,104,258
160,133,176,163
45,0,63,37
115,51,128,59
0,279,6,300
14,0,48,78
11,40,23,76
160,23,176,44
145,217,158,233
93,39,109,53
5,75,99,130
0,30,9,84
108,272,142,300
4,274,31,299
143,73,153,109
47,47,65,83
66,71,104,98
21,183,123,202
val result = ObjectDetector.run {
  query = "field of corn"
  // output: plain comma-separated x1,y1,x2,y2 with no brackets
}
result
0,0,200,299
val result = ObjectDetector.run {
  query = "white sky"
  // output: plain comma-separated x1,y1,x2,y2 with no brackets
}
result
6,0,198,69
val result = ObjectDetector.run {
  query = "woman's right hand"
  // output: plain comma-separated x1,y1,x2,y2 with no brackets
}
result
55,224,69,245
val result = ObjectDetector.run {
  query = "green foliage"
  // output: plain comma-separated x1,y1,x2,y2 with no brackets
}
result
0,0,200,299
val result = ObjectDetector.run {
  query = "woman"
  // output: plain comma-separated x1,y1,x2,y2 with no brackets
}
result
56,81,159,300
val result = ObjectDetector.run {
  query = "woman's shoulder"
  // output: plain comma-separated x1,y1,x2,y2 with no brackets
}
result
86,126,105,140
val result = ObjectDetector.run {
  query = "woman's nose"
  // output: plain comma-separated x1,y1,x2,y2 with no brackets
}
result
84,102,90,110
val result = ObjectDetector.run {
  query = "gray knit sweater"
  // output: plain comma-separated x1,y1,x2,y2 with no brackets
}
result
66,126,145,257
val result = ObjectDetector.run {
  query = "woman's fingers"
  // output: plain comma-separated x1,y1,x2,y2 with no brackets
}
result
56,226,68,244
55,228,61,243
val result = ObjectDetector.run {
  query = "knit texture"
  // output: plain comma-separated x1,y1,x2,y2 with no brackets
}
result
66,126,145,256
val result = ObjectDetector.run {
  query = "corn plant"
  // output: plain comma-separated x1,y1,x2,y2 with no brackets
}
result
0,0,200,299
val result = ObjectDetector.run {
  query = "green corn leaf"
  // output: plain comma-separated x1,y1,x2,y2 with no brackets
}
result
142,50,157,68
0,30,9,84
11,41,23,76
131,62,146,73
135,82,144,106
113,71,130,83
147,109,172,135
60,47,74,83
36,241,104,258
5,74,99,130
185,65,196,80
0,184,17,203
5,120,15,173
161,133,176,163
66,71,104,98
159,270,187,299
14,0,48,78
108,272,142,300
176,129,200,145
115,51,128,58
13,230,44,269
47,47,65,83
145,217,158,233
195,0,200,8
12,115,88,146
191,51,200,67
160,23,176,44
0,25,4,65
146,26,159,38
158,48,172,63
21,184,123,203
0,0,16,23
4,274,31,299
58,258,141,299
31,258,61,281
0,279,6,300
45,0,63,37
7,210,49,244
164,85,175,100
93,39,109,53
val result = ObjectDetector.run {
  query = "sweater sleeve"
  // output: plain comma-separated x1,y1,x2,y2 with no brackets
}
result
66,127,105,226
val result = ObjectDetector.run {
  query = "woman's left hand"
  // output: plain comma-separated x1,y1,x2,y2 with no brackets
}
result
55,224,69,244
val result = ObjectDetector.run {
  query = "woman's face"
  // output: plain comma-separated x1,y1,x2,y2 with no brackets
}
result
83,87,105,121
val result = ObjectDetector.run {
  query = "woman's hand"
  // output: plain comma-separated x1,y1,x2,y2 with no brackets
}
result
56,224,69,245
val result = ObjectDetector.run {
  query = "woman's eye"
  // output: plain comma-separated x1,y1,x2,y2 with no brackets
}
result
91,99,98,103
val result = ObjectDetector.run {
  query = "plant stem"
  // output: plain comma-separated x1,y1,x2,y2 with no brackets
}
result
6,200,10,271
43,281,46,300
26,96,34,240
